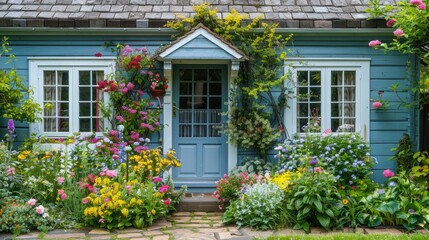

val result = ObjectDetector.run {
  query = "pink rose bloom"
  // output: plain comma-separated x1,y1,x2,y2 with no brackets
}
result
58,189,65,195
393,29,404,37
82,198,89,204
109,130,118,136
99,171,106,176
128,109,137,114
120,88,128,94
105,169,118,178
112,154,119,161
57,177,65,184
323,128,332,135
6,167,15,176
383,169,395,178
418,3,426,9
153,176,162,183
386,19,395,27
27,198,37,206
35,205,45,215
137,89,145,96
126,82,135,90
159,185,170,193
87,185,95,193
124,45,133,53
61,193,67,200
372,101,383,109
163,198,171,205
368,40,382,47
410,0,423,5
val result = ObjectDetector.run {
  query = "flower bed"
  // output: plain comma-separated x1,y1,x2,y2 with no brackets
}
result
215,131,429,232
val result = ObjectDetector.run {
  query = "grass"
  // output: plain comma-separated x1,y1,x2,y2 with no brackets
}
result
263,234,429,240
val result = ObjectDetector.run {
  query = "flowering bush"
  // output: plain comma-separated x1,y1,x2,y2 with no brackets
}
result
97,44,165,142
275,132,375,188
212,172,264,210
82,175,171,229
0,198,51,234
223,182,288,230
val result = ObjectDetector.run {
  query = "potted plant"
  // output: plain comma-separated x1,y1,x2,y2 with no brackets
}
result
148,71,168,98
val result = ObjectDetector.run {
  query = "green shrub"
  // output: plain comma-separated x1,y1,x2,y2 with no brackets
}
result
223,182,288,230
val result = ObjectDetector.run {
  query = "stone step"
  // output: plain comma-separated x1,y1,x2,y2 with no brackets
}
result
176,196,221,212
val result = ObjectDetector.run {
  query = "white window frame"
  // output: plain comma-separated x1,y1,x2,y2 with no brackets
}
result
284,58,370,141
29,57,115,137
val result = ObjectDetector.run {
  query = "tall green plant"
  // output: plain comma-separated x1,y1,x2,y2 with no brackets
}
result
166,4,292,157
0,36,41,122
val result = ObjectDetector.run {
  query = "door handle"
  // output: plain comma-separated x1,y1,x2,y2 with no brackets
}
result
173,102,177,117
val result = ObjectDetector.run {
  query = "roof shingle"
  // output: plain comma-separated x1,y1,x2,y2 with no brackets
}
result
0,0,397,28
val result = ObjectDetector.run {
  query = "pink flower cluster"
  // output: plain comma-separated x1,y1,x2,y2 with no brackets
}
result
383,169,395,178
100,168,118,178
410,0,426,9
58,189,67,200
372,101,383,109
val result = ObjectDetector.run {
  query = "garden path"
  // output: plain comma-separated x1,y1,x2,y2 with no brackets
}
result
0,212,424,240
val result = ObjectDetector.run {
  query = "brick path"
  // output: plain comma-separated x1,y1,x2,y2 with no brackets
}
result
1,211,426,240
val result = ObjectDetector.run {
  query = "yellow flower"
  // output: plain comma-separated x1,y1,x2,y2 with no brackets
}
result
22,150,31,155
17,154,26,160
342,199,349,205
121,208,129,217
136,200,143,205
151,209,156,215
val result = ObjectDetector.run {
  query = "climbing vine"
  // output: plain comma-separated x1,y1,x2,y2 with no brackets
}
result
166,3,291,157
367,0,429,108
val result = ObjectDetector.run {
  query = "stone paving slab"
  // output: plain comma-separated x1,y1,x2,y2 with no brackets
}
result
2,211,428,240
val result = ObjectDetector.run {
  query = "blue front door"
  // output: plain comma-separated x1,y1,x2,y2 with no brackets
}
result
172,65,228,188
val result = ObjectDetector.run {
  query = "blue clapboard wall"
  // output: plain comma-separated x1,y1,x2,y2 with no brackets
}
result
0,33,419,183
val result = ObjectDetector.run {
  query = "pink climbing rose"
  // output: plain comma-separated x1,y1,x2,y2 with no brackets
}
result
27,199,37,206
386,19,395,27
369,40,382,47
372,101,383,109
159,184,170,193
393,29,404,37
383,169,395,178
418,3,426,9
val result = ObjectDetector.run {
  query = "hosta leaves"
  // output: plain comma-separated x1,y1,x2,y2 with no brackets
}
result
316,213,331,229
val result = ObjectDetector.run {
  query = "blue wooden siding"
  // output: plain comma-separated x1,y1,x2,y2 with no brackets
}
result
0,33,419,184
166,35,236,59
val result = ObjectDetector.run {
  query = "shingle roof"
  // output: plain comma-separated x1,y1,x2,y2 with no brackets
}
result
0,0,398,28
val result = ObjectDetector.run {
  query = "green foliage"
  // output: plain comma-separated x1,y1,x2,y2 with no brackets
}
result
166,3,291,156
0,36,41,122
229,156,273,176
266,233,429,240
359,173,429,231
223,182,288,230
285,170,343,233
391,133,417,173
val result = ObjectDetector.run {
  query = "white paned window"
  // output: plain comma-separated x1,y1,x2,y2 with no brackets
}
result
29,58,115,137
285,59,370,140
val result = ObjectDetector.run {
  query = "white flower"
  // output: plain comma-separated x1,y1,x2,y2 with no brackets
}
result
145,138,151,143
125,146,132,152
118,125,125,132
87,144,96,150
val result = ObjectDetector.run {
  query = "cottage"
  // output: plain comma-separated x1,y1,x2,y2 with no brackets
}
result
0,0,420,191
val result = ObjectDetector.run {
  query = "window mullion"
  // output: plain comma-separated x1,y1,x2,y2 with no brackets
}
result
322,68,330,132
70,68,79,134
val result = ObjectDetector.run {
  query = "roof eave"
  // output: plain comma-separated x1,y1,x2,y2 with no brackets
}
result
0,27,394,36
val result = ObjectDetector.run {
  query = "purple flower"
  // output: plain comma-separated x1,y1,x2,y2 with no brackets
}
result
408,209,415,215
7,119,14,133
378,189,385,194
309,158,318,166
